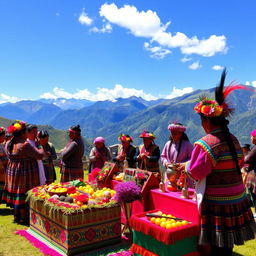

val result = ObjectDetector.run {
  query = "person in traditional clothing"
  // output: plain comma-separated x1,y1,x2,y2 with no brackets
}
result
38,130,57,184
136,131,160,174
113,134,137,169
178,70,256,256
244,130,256,217
60,125,84,182
161,122,193,167
241,144,251,185
0,127,8,203
89,136,112,171
161,122,193,189
2,120,44,224
27,124,46,185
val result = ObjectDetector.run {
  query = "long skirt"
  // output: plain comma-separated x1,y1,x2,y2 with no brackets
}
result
199,196,256,248
1,158,40,209
0,159,7,203
60,166,83,182
43,161,56,184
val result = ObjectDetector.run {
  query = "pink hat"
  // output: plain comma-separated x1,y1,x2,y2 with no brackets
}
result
168,122,186,132
93,136,105,144
251,130,256,137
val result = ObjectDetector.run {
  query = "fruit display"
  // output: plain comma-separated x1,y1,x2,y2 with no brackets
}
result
113,172,124,181
148,211,189,229
28,182,118,210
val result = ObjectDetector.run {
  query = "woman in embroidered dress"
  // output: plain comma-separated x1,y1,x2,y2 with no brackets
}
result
178,70,256,256
136,131,160,175
0,127,8,203
60,125,84,182
2,121,44,224
89,136,112,171
27,124,46,185
161,123,193,189
38,130,57,184
113,134,137,169
244,130,256,217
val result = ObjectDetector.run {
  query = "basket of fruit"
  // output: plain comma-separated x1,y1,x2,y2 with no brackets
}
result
48,187,68,196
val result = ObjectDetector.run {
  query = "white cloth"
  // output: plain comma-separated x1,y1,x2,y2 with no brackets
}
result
27,139,46,185
195,177,206,215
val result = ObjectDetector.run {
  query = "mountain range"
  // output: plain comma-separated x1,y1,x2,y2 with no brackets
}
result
0,87,255,151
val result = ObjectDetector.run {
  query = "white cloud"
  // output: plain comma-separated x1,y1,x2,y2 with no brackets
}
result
181,35,228,57
0,93,20,104
78,9,93,26
99,3,162,38
144,42,171,59
90,22,112,33
245,81,256,88
98,3,228,58
165,86,193,99
181,57,192,63
189,61,201,70
212,65,224,71
40,84,157,102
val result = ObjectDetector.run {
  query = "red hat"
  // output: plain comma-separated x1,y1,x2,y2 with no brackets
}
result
139,131,155,139
118,134,133,142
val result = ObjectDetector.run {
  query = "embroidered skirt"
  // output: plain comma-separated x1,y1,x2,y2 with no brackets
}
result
199,195,256,248
60,166,83,182
2,158,40,208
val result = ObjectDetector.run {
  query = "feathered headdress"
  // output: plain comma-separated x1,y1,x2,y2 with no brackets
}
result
194,68,252,118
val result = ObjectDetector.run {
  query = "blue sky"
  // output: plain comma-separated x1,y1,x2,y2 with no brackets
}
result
0,0,255,103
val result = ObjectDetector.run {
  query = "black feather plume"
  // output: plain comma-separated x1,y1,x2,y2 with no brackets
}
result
215,68,226,106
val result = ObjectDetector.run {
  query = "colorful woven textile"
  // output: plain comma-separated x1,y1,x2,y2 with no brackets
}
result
2,141,41,208
16,229,131,256
60,166,83,182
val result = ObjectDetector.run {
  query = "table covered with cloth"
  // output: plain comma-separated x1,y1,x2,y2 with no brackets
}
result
130,210,200,256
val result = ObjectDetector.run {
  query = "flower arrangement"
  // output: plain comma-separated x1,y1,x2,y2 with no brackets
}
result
134,171,149,187
7,120,26,134
139,131,155,139
91,168,101,179
97,164,112,183
194,96,230,117
114,181,142,203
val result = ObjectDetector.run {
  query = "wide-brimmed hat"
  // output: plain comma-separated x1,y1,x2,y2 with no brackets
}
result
168,122,186,132
139,131,155,139
94,136,105,144
118,134,133,142
194,69,251,119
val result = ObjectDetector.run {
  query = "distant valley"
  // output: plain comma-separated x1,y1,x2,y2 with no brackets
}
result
0,87,255,151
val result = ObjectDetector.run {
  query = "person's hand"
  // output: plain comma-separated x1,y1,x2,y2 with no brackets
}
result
176,163,185,173
141,153,148,160
117,154,125,161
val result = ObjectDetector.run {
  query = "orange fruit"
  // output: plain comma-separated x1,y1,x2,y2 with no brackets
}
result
160,221,167,228
171,223,177,228
161,217,167,222
150,217,156,224
155,218,161,225
166,223,172,229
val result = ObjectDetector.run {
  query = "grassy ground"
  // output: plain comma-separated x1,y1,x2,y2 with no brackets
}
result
0,168,255,256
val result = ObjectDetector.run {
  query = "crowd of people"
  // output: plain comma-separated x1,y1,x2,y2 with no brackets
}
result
0,123,84,224
0,71,256,255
